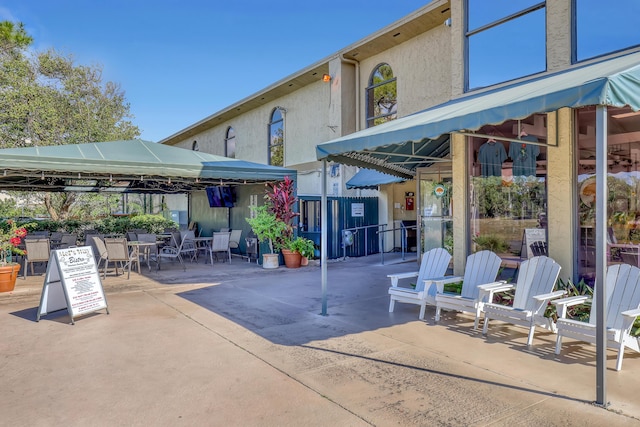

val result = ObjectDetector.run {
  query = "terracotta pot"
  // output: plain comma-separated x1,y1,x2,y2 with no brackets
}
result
0,263,21,293
300,256,309,266
281,249,302,268
262,253,280,269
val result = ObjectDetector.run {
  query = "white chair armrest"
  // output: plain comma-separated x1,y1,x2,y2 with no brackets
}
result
552,295,591,319
533,290,568,302
429,276,463,294
477,281,511,304
477,281,511,292
387,271,418,287
621,307,640,319
621,308,640,331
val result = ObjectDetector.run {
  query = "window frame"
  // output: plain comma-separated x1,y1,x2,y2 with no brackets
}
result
268,107,285,167
225,126,236,159
465,0,546,91
365,63,398,128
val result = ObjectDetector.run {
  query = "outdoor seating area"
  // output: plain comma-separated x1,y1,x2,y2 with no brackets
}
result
2,253,640,425
388,251,640,372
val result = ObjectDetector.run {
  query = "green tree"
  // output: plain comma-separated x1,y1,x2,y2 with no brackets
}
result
0,21,140,220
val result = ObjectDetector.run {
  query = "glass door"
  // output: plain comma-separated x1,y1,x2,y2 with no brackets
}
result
418,171,453,258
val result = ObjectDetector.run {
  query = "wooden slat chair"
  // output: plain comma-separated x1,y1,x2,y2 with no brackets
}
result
387,247,451,320
434,250,503,329
482,256,564,345
554,263,640,371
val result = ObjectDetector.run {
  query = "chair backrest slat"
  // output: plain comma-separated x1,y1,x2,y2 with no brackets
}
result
416,248,451,292
510,256,561,311
460,250,502,300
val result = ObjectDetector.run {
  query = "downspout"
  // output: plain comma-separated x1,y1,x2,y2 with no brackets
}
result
340,54,360,132
340,55,362,196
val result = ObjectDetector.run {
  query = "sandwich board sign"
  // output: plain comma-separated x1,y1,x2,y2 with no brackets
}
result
37,246,109,325
520,228,547,259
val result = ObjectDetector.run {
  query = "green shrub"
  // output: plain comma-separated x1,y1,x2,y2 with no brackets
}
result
473,234,510,253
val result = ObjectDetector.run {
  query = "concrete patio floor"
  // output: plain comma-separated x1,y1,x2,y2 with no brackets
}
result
1,254,640,426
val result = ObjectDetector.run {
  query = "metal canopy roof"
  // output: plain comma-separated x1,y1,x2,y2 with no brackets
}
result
316,50,640,178
0,139,295,193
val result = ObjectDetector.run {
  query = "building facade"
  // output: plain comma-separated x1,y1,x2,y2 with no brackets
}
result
161,0,640,283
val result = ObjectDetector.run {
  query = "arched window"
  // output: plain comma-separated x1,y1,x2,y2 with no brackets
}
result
225,127,236,158
366,63,397,128
191,140,199,151
268,108,285,166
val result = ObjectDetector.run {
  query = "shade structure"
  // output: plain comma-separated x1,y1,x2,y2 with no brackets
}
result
316,50,640,178
0,139,296,193
345,168,405,189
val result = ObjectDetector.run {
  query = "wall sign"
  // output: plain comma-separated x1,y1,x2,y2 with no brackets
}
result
37,246,109,325
351,202,364,217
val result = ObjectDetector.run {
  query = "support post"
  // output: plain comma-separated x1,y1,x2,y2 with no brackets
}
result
321,160,328,316
595,105,608,406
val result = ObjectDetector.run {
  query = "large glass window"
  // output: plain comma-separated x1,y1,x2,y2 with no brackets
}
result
466,1,546,90
574,0,640,62
469,114,548,261
268,108,284,167
366,63,397,128
576,106,640,285
225,127,236,158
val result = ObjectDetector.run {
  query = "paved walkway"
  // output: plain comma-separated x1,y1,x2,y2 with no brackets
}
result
1,255,640,426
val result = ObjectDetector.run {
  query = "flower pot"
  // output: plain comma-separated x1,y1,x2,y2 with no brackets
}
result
300,256,309,266
262,253,280,269
0,263,21,293
281,249,302,268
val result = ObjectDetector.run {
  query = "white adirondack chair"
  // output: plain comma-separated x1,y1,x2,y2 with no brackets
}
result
482,256,564,345
554,263,640,371
434,250,503,329
387,247,451,320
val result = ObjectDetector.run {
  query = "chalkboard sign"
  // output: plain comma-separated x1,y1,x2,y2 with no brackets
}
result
520,228,547,259
37,246,109,325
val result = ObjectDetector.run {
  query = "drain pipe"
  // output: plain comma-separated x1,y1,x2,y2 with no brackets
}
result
341,54,360,132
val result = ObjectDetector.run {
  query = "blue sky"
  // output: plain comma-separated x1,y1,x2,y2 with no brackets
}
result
0,1,429,142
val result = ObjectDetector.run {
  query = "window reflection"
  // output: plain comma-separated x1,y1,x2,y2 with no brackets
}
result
468,115,548,260
466,1,546,90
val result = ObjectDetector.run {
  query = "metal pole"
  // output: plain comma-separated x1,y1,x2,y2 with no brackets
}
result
364,227,368,257
321,160,328,316
380,225,385,265
595,105,608,406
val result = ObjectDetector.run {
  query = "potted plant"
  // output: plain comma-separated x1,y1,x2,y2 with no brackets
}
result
0,219,27,292
288,236,315,266
246,205,289,269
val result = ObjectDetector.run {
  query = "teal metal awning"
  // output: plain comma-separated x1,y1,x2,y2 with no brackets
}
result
0,139,296,193
345,168,405,189
316,50,640,178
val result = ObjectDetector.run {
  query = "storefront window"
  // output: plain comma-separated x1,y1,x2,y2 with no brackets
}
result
576,106,640,284
469,114,548,261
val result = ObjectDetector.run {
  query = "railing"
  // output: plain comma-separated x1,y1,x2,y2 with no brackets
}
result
341,224,387,261
341,223,418,265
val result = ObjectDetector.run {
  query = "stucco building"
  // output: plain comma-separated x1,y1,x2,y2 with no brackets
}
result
161,0,640,284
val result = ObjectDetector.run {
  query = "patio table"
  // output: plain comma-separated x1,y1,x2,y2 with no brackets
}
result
128,241,158,271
